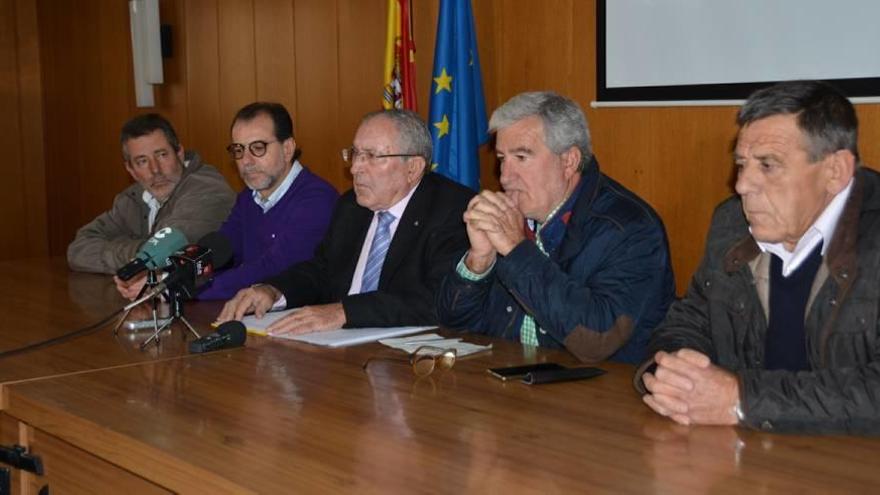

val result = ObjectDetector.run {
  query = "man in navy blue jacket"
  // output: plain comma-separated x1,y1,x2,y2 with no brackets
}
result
436,91,675,364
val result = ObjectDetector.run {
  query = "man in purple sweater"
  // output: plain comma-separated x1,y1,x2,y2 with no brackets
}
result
116,102,338,301
197,102,338,299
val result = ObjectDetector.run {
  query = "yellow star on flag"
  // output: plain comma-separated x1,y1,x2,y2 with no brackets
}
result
433,68,453,94
434,115,450,138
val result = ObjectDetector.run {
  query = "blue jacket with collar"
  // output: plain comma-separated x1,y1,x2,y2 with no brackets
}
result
436,157,675,364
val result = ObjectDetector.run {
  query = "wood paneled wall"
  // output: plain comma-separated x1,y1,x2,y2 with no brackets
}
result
0,0,46,261
8,0,880,292
488,0,880,291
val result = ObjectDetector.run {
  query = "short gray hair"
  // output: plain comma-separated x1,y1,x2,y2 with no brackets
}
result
489,91,592,171
737,80,859,163
362,109,433,166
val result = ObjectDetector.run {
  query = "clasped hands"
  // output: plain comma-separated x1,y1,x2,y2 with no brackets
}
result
216,284,345,336
462,191,526,274
642,348,740,426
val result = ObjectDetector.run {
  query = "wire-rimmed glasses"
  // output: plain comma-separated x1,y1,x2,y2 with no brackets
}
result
341,147,420,165
362,345,457,377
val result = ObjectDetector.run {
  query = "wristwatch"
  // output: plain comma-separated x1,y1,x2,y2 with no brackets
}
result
733,400,745,423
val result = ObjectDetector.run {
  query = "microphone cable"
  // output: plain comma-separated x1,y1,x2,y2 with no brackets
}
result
0,307,125,360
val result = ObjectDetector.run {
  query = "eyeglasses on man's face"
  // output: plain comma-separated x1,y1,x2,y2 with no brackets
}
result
362,346,457,377
226,140,278,160
341,147,420,165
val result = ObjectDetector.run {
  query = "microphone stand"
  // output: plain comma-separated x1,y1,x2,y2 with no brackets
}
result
113,270,165,335
113,270,201,349
140,284,200,349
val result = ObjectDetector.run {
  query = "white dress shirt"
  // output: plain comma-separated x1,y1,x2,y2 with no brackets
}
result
142,159,191,232
756,178,853,277
270,180,421,309
251,160,303,213
347,182,420,294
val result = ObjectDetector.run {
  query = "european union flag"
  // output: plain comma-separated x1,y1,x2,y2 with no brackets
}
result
428,0,488,191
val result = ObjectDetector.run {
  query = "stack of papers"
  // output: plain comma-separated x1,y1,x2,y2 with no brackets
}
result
379,333,492,357
284,327,436,348
239,308,299,335
240,309,436,348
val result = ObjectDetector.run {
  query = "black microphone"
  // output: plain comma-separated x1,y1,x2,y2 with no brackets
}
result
195,231,234,272
165,232,234,298
189,321,247,354
124,233,234,310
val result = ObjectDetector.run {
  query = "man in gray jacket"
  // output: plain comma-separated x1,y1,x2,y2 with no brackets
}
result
637,80,880,434
67,113,234,275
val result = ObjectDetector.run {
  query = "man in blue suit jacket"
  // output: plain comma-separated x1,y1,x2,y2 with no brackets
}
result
217,109,474,334
436,92,675,364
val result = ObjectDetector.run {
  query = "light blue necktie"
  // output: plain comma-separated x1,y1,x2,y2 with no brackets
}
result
360,211,395,293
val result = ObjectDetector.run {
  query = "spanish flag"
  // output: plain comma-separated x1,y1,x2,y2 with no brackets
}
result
382,0,418,110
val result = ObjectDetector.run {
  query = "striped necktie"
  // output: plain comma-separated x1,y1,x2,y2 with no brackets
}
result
360,211,395,293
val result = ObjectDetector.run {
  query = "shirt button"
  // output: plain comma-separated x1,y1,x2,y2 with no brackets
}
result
506,306,513,313
271,234,276,239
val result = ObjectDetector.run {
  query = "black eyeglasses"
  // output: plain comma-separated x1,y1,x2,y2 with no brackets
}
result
362,346,457,377
226,140,278,160
341,147,420,164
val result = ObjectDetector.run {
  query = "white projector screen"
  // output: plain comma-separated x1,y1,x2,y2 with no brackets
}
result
597,0,880,102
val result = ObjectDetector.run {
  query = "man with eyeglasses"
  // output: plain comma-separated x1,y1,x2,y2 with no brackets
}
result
68,113,234,276
436,92,675,364
114,102,339,302
217,109,474,334
191,102,339,300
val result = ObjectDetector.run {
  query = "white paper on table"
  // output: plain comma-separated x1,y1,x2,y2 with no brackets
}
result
240,309,436,348
281,326,437,348
240,308,300,335
379,333,492,357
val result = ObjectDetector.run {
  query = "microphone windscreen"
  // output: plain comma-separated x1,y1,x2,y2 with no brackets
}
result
197,231,234,269
140,228,189,270
217,320,247,347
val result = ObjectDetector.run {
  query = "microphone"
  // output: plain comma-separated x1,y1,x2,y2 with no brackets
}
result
117,227,189,281
165,232,234,298
194,231,234,272
124,232,234,310
189,320,246,354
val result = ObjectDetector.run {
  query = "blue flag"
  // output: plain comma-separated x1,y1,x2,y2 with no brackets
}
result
428,0,488,191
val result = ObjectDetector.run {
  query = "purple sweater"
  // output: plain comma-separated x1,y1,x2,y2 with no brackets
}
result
198,167,338,300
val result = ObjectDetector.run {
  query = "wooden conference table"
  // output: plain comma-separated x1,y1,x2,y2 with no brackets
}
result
0,259,878,493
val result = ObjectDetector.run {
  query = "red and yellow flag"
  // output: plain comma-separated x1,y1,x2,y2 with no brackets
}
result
382,0,417,110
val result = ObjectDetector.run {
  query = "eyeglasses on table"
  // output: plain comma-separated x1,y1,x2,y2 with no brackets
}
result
362,345,457,377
